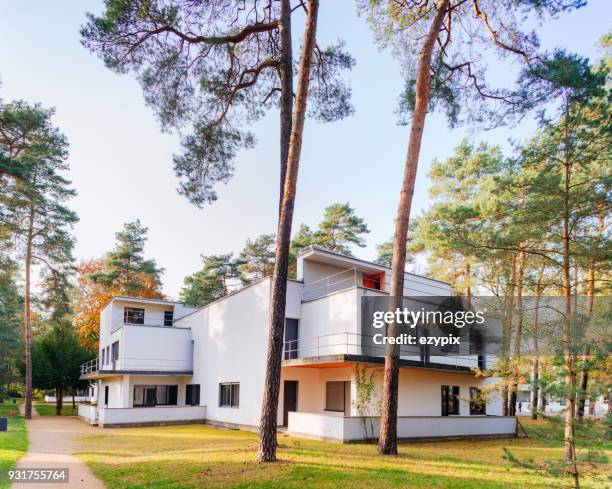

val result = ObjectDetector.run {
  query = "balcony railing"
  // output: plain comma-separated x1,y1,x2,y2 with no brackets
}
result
80,356,193,376
302,267,451,302
283,332,487,369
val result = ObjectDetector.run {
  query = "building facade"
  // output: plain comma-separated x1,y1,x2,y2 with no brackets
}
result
79,247,516,442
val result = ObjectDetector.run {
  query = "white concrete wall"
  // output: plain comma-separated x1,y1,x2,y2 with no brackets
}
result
185,278,304,428
119,326,193,372
299,288,360,356
288,412,515,442
98,406,206,426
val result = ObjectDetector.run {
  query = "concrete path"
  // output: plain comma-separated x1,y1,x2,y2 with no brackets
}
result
12,404,105,489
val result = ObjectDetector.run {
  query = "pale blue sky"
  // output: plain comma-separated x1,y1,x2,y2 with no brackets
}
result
0,1,609,298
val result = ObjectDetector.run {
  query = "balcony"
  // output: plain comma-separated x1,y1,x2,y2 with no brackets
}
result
80,355,193,379
282,332,486,372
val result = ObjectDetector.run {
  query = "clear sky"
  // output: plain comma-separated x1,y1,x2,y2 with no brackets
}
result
1,1,609,298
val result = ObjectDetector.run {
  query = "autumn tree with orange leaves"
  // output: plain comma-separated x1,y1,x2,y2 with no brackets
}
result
73,221,164,349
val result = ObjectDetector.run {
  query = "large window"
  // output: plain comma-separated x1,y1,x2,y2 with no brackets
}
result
325,381,349,412
164,310,174,327
284,318,299,360
111,341,119,362
219,383,239,408
124,307,145,324
441,385,460,416
469,387,486,415
133,385,178,407
186,384,200,406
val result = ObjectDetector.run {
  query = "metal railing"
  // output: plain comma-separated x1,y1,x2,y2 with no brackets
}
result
81,357,99,376
80,356,193,376
302,267,452,302
283,332,486,369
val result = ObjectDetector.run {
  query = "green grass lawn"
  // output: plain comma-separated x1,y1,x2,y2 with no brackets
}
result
77,417,611,489
35,401,79,416
0,400,28,489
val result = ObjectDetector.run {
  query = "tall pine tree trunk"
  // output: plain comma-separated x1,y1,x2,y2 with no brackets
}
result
509,248,525,417
502,254,517,417
531,261,544,420
23,203,35,420
576,257,594,420
257,0,319,463
561,152,579,488
378,0,450,456
278,0,293,210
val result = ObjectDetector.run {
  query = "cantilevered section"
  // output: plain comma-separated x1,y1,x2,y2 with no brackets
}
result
282,354,474,373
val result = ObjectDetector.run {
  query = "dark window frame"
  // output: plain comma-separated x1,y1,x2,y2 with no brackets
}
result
133,384,178,407
111,341,119,362
124,307,145,325
219,382,240,408
441,385,460,416
164,310,174,327
186,384,201,406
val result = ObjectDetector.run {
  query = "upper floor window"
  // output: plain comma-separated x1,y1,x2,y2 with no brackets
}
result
101,348,105,366
124,307,144,325
219,382,239,408
164,310,174,327
111,341,119,362
284,318,299,360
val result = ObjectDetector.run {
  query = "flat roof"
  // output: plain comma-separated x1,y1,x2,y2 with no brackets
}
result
298,246,452,286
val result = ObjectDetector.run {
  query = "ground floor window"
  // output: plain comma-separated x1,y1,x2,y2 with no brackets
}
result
219,382,239,408
186,384,200,406
133,385,178,407
441,385,460,416
469,387,486,415
325,381,350,413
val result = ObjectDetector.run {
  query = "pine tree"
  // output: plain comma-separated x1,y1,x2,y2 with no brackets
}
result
89,220,164,296
0,104,77,419
180,254,239,307
238,234,276,284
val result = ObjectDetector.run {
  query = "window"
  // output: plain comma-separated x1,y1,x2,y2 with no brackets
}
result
470,387,486,415
325,381,349,412
105,346,110,364
186,384,201,406
164,310,174,327
111,341,119,362
219,383,239,408
104,386,109,406
441,385,460,416
362,273,384,291
284,318,299,360
133,385,178,407
124,307,145,324
101,348,105,366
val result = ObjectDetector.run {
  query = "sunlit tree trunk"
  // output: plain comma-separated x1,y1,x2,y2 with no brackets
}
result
531,261,544,420
378,0,450,456
23,202,35,420
509,248,525,417
257,0,319,463
502,254,517,417
278,0,293,211
561,141,579,488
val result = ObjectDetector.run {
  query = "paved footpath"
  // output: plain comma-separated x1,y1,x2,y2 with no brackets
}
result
12,404,105,489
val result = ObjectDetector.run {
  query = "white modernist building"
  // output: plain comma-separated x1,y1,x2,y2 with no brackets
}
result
79,247,516,442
